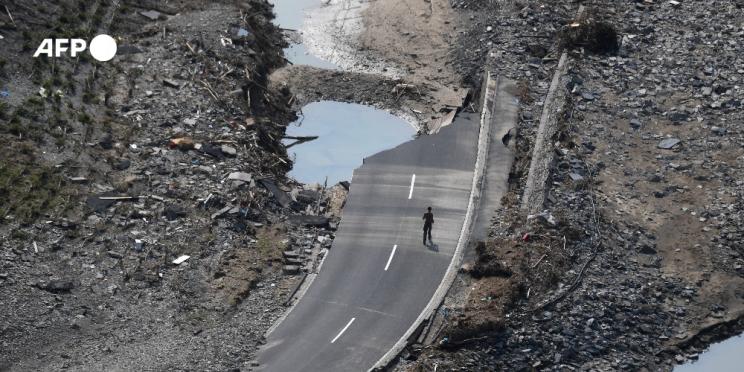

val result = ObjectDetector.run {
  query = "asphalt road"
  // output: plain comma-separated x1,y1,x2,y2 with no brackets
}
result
256,111,479,371
257,77,516,371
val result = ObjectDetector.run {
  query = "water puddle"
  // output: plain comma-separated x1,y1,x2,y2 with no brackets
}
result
675,332,744,372
271,3,415,184
284,101,415,185
270,0,337,69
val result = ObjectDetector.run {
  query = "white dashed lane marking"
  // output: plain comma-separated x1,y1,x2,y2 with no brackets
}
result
331,318,356,344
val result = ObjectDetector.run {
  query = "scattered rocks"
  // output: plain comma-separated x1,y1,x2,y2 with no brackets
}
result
0,1,346,371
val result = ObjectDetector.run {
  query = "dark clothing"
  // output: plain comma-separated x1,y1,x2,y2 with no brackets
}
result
422,212,434,244
423,225,432,245
423,212,434,226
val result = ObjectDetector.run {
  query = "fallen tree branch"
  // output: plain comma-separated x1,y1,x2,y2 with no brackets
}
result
531,253,547,268
5,6,15,26
284,135,319,149
534,249,598,311
199,79,219,101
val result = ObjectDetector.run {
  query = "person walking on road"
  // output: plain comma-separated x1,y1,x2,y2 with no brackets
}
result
423,206,434,245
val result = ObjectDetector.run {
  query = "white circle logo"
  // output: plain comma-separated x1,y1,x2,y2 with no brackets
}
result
89,34,117,62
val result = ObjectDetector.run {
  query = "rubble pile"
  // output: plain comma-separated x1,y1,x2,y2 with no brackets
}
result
404,0,744,370
0,1,346,370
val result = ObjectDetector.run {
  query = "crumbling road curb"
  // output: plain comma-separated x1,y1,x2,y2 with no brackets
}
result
520,52,570,215
371,73,515,371
521,6,584,215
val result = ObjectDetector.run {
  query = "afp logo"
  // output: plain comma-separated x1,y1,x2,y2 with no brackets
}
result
34,34,117,62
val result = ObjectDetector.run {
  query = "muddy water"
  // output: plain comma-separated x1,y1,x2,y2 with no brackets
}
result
675,333,744,372
284,101,415,185
270,0,337,68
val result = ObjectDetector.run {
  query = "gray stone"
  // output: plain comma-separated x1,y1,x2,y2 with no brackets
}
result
283,251,300,259
197,165,213,174
648,173,664,183
668,112,689,123
211,205,232,220
658,138,681,149
639,244,658,254
113,159,131,171
581,92,596,101
282,265,300,275
569,173,585,181
40,279,74,293
297,190,321,204
288,215,330,227
228,172,252,183
259,179,292,208
164,204,187,221
140,10,161,21
711,126,726,135
221,145,237,157
163,79,181,89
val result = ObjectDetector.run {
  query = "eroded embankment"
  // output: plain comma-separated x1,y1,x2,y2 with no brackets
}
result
0,1,343,370
396,1,744,371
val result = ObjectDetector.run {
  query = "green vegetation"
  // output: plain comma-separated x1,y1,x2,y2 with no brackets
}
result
0,102,7,120
0,159,69,224
77,111,92,124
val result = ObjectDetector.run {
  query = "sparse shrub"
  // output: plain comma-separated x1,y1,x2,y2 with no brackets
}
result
0,159,69,224
10,230,30,240
78,111,92,124
0,102,7,120
559,18,619,54
255,227,286,261
26,96,43,107
82,92,97,104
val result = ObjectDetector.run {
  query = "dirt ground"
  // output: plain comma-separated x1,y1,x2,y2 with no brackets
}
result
359,0,460,87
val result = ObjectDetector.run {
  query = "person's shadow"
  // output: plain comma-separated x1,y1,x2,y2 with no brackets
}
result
427,241,439,252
